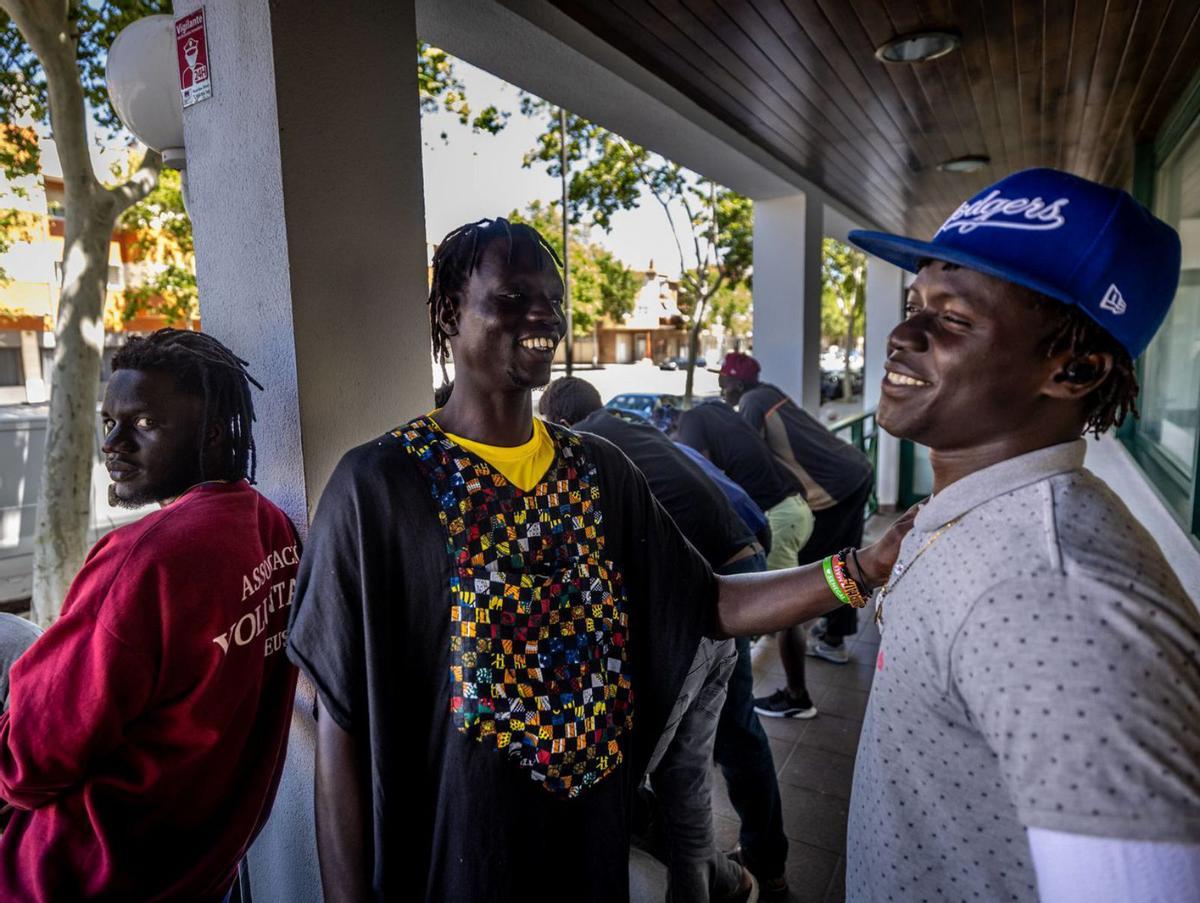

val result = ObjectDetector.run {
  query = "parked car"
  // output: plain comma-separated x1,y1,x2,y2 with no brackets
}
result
0,405,146,604
820,368,865,403
604,392,682,422
657,355,707,371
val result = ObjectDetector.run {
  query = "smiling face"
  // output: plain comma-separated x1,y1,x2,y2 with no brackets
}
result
443,233,566,392
101,369,208,508
878,261,1074,452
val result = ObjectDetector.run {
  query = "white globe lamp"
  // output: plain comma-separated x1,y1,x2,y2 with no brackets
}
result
106,15,185,169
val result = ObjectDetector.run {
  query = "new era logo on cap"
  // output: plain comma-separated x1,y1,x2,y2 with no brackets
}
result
1100,284,1127,315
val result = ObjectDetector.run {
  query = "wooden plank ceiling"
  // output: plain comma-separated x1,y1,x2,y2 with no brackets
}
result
549,0,1200,236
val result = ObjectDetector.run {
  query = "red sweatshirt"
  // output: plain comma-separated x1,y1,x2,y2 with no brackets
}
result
0,481,299,902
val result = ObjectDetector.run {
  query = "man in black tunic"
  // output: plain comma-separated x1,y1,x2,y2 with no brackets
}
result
287,218,908,903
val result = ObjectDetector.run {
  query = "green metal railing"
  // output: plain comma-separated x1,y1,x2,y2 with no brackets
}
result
829,408,878,518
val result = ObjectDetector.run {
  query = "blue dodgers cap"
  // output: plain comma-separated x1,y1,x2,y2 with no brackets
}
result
849,168,1182,358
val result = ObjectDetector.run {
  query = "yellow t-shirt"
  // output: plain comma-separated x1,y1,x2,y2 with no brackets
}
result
440,417,556,492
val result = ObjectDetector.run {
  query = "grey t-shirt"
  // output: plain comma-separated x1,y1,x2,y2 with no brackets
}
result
848,440,1200,902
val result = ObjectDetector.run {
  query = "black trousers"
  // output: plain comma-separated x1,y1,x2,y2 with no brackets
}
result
796,477,873,639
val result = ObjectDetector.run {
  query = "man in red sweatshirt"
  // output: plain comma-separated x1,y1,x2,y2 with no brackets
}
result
0,329,299,902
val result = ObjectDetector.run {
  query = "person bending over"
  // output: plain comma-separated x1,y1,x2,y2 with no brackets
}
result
714,352,874,720
540,375,764,901
675,397,821,719
0,329,300,902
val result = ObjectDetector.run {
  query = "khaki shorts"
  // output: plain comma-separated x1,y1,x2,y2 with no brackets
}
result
764,494,815,571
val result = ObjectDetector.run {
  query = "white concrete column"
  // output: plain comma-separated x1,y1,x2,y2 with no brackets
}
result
177,4,430,901
752,193,823,412
863,256,905,508
178,0,431,527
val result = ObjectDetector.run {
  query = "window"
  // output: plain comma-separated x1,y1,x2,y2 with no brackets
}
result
1127,79,1200,537
0,349,23,387
1140,130,1200,483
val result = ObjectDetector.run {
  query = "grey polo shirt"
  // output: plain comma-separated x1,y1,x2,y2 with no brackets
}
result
848,440,1200,902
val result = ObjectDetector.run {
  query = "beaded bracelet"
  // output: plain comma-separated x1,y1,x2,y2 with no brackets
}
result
828,551,868,608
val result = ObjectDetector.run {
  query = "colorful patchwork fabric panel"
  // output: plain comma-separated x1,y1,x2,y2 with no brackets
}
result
397,416,633,799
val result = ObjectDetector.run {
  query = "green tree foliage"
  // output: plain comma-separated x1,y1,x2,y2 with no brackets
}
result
521,100,752,401
1,2,168,281
707,279,752,345
821,237,867,400
419,43,508,140
119,167,195,324
507,200,638,336
114,43,506,323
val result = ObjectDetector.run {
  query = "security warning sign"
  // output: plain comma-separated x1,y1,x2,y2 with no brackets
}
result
175,8,212,107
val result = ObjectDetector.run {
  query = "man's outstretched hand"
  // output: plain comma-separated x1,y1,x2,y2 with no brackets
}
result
856,503,921,590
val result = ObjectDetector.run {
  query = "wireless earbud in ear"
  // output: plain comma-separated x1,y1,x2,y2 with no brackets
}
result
1059,361,1100,384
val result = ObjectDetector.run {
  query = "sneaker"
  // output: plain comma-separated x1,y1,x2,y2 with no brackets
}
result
729,847,787,900
721,866,759,903
753,688,817,719
808,638,850,664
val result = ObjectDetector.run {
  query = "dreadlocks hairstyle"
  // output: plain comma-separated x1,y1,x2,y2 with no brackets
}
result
1030,294,1140,437
538,377,603,426
427,217,563,385
111,328,263,483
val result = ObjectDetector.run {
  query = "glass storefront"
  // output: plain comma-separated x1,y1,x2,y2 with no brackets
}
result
1141,128,1200,482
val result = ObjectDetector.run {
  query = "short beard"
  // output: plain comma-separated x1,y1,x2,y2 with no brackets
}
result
108,483,158,509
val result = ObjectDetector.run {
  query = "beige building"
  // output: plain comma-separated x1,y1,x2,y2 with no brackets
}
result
0,135,196,406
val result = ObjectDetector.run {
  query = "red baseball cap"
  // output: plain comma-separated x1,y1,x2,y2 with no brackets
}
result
711,352,760,382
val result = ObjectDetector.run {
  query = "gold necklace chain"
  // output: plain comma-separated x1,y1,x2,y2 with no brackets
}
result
874,516,962,627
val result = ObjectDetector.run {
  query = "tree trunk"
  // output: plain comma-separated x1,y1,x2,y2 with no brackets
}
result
32,196,116,625
5,0,161,624
684,319,702,406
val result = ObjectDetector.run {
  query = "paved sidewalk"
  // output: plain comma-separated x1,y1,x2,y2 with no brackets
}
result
711,515,894,902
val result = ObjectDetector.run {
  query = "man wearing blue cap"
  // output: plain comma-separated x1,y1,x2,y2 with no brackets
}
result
846,168,1200,902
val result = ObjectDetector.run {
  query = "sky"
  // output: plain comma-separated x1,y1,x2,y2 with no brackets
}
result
420,57,701,277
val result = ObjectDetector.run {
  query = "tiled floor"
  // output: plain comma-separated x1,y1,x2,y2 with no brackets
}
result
711,515,893,903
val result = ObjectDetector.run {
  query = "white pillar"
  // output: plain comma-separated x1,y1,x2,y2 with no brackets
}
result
752,193,823,412
20,330,46,403
177,3,430,901
863,256,905,508
179,0,431,527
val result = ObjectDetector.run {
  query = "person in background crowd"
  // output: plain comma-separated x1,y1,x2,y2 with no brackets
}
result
0,329,299,903
846,168,1200,901
653,401,772,554
540,375,762,902
713,353,874,719
676,397,821,719
654,400,791,896
287,217,909,903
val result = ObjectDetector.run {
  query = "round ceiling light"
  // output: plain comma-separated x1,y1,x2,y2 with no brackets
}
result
937,155,991,173
875,31,961,63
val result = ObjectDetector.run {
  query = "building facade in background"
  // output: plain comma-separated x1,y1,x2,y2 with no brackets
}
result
0,135,197,407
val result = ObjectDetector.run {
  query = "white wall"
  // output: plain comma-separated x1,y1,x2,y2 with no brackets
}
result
1085,435,1200,605
752,194,823,412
